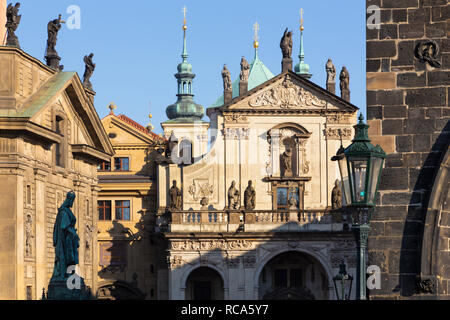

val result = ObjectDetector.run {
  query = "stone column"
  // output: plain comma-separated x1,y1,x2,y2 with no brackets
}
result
15,168,25,299
34,168,47,300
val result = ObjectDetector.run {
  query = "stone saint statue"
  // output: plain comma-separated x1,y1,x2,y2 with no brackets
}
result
340,66,350,101
280,28,293,59
244,180,256,210
45,15,65,70
240,57,250,82
222,65,232,91
340,66,350,91
326,58,336,83
51,191,80,280
83,53,96,91
281,147,293,177
169,180,182,210
5,2,21,48
331,179,343,210
25,213,33,256
46,15,63,56
227,181,240,210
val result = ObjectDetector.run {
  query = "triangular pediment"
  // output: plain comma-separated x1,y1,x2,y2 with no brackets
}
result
219,71,358,113
25,72,114,157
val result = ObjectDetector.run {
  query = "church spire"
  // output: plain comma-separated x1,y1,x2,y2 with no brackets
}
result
165,6,204,121
294,8,312,79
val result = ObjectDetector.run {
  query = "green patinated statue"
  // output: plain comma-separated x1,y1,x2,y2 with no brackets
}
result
44,191,93,300
51,191,79,280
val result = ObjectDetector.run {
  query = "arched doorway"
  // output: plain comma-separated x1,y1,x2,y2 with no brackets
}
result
258,251,329,300
185,267,224,300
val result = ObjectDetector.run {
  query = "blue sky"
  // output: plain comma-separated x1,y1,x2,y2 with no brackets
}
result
15,0,366,134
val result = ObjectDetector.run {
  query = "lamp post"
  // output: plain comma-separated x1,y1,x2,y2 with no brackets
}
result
332,114,386,300
333,260,353,300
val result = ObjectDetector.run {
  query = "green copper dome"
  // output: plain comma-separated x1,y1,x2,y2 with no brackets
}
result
166,25,204,121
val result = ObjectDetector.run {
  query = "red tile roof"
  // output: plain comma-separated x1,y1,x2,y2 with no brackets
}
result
115,114,166,142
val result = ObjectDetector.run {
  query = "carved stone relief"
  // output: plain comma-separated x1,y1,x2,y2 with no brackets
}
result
324,127,353,140
188,179,214,202
249,76,326,109
224,114,248,123
222,128,250,140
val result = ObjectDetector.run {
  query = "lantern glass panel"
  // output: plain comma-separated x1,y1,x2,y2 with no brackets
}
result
349,158,368,203
367,157,383,205
337,156,351,206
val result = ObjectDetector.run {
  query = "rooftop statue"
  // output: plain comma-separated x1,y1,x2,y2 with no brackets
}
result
45,15,65,70
280,28,293,59
326,58,336,83
83,53,96,91
5,2,21,48
240,57,250,82
340,66,350,92
222,65,232,91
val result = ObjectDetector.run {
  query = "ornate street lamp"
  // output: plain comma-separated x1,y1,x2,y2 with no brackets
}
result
332,114,386,300
333,261,353,300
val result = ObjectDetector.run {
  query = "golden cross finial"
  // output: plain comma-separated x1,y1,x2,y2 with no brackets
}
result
182,6,188,30
300,8,304,31
253,22,260,49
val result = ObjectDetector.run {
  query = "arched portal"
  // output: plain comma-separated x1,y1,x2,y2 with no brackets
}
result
258,251,329,300
185,267,224,300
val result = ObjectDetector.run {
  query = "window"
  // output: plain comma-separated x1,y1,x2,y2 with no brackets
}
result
26,185,31,205
115,200,130,220
273,268,303,288
114,157,129,171
274,269,288,288
26,286,32,300
276,187,300,210
98,201,112,220
97,161,111,171
54,116,65,167
179,140,193,165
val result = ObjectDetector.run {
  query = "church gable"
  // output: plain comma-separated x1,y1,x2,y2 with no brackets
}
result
102,114,164,146
223,72,358,113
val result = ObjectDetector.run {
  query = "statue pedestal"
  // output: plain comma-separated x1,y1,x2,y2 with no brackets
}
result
341,89,350,102
45,53,63,71
45,276,94,300
282,58,293,73
326,82,336,95
6,35,20,49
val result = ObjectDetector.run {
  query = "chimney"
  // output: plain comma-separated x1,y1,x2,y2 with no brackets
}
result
0,0,6,45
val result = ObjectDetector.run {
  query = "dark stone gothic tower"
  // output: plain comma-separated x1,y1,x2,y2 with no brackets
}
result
366,0,449,299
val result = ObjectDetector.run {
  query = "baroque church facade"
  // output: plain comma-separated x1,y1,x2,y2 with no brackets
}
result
152,18,360,300
1,0,448,301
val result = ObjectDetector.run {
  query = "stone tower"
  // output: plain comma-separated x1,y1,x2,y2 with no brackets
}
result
366,0,449,299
